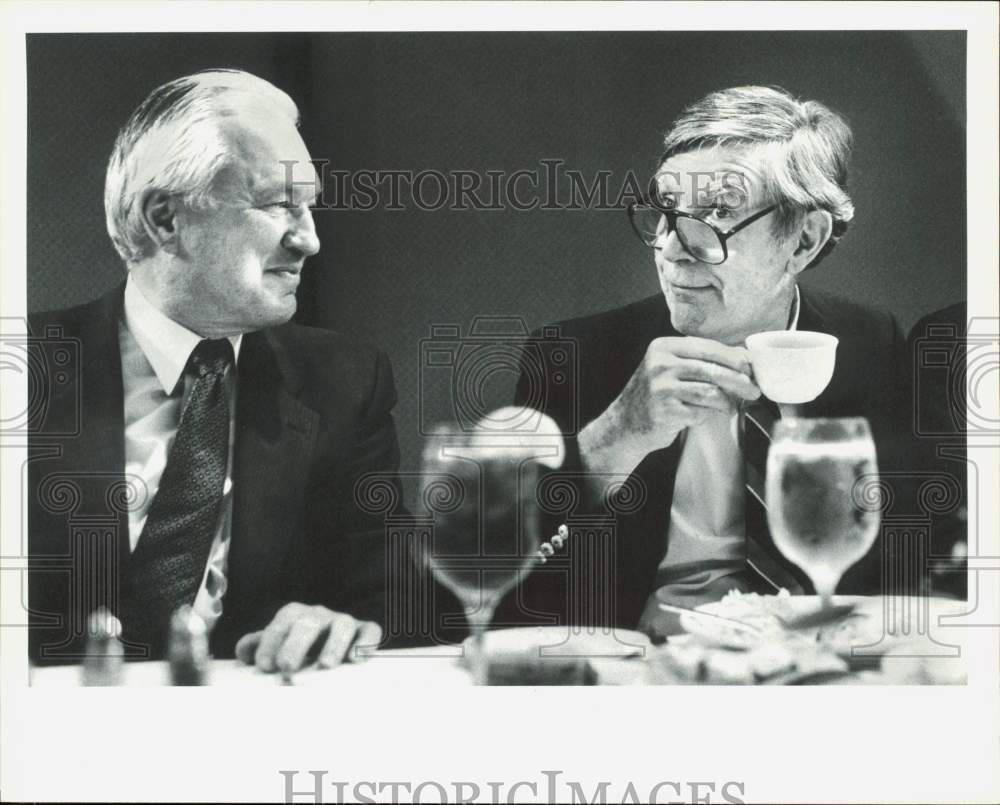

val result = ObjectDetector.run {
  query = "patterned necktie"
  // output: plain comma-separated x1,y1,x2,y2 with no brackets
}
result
741,397,807,594
122,338,234,653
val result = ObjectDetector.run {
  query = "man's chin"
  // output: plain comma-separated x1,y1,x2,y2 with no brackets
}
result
270,305,297,327
666,301,709,338
665,296,744,344
254,296,298,329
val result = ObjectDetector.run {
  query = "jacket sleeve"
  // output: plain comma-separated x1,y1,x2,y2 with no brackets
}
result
495,325,672,630
324,348,403,625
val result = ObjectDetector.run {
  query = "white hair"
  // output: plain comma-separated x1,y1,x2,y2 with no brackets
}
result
104,69,299,263
661,85,855,268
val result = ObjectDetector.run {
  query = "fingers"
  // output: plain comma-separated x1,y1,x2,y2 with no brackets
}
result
253,605,301,672
315,615,359,669
235,604,384,673
275,614,333,674
352,620,384,663
316,618,382,667
670,380,735,411
647,338,761,401
235,631,262,665
649,382,735,433
668,358,760,401
657,336,753,374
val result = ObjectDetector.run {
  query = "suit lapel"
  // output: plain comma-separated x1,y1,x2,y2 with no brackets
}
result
227,329,320,614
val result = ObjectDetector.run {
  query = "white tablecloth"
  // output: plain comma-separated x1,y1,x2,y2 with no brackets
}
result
30,596,972,686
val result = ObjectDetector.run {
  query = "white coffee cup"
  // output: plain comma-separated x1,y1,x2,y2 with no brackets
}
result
744,330,839,404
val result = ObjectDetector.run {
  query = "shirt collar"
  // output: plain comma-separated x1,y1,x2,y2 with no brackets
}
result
787,285,801,331
123,274,242,394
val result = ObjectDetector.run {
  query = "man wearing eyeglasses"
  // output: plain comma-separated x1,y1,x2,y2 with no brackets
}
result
498,86,910,636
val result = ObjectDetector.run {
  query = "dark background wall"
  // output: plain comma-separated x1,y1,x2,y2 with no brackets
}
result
27,32,966,495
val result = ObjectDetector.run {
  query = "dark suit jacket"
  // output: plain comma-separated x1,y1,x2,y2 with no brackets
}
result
27,285,401,664
494,287,911,632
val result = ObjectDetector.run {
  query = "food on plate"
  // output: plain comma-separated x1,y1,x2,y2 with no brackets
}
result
646,638,848,685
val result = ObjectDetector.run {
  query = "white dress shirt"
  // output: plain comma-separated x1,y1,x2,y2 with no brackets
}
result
120,276,242,633
639,286,801,631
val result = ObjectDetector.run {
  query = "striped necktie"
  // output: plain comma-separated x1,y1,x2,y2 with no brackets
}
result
122,338,234,654
741,397,808,594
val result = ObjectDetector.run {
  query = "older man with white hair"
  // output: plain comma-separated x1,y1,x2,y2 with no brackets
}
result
28,69,398,671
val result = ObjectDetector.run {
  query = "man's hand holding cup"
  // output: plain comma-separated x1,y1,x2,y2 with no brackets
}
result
580,336,762,476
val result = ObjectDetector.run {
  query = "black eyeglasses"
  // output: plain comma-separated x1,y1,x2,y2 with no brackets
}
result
627,201,779,265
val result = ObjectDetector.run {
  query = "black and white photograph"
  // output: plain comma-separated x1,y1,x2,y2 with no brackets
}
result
1,2,997,803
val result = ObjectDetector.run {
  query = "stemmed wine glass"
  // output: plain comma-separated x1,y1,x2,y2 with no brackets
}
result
415,426,546,684
765,417,882,610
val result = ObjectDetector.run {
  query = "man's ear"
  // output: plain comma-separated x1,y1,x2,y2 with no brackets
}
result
139,190,180,255
788,209,833,275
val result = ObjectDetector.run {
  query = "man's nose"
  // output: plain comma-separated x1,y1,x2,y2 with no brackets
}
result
658,228,694,263
282,206,321,258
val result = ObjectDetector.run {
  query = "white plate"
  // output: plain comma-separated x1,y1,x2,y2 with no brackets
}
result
675,592,854,649
678,593,968,655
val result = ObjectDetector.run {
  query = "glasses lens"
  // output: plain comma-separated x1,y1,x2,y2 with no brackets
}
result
631,206,667,246
676,216,725,263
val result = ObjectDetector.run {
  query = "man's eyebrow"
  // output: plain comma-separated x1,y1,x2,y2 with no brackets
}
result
256,180,321,205
654,181,743,197
294,184,321,205
692,183,750,207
